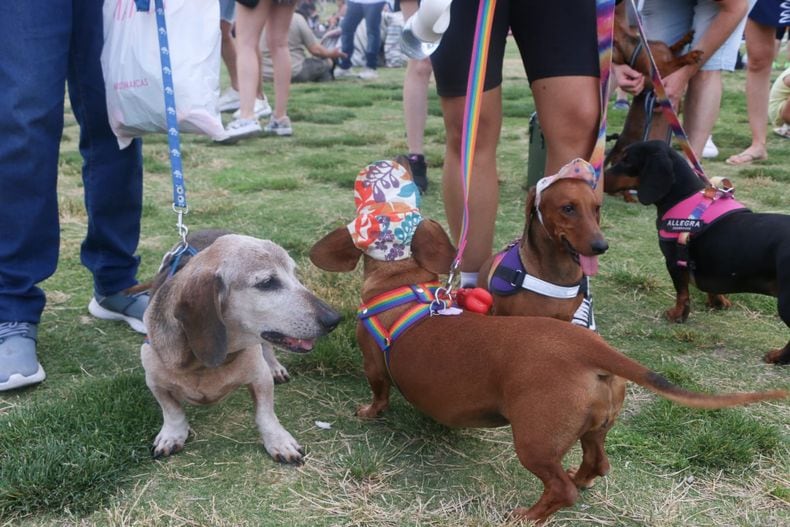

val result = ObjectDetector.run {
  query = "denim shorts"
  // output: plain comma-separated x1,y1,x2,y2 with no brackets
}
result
220,0,235,22
640,0,756,72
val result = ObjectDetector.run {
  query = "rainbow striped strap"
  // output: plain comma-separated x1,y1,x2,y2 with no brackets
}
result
590,0,616,187
453,0,498,273
628,0,707,180
358,282,442,352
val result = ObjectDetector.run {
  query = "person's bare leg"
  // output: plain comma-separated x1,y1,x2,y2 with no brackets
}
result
265,3,296,120
532,76,600,192
220,19,239,91
440,88,502,273
728,19,775,164
235,2,270,120
401,1,431,155
683,69,722,158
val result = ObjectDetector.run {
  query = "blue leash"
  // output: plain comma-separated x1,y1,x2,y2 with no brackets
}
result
135,0,193,255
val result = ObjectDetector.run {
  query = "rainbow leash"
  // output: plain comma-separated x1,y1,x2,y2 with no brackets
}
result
451,0,615,280
452,0,497,282
628,0,708,182
590,0,616,187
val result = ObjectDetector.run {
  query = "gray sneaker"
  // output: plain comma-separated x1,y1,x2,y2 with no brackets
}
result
263,116,293,136
88,291,149,334
0,322,45,391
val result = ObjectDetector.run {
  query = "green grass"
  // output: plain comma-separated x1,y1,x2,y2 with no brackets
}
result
1,42,789,527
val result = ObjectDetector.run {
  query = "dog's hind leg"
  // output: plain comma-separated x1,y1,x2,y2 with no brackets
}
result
261,342,290,384
765,251,790,364
149,384,190,458
567,428,612,490
509,418,583,521
248,379,305,464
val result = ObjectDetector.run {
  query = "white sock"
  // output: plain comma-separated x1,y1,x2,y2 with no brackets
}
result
460,272,479,288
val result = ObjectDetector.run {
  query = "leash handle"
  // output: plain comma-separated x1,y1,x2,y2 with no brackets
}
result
589,0,616,187
137,0,191,237
628,0,709,183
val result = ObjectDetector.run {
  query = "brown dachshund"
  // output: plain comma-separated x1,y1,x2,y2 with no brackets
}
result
309,217,786,523
605,20,704,175
478,165,607,324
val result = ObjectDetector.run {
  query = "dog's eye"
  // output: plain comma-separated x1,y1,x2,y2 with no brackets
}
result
562,204,575,215
254,277,280,291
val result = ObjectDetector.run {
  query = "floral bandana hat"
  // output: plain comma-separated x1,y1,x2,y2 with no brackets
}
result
347,160,422,261
534,158,596,224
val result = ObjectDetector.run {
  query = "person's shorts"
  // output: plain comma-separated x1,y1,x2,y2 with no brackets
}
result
220,0,235,22
640,0,756,72
749,0,790,28
430,0,599,97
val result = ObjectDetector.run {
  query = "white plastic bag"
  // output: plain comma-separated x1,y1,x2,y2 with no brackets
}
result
101,0,225,148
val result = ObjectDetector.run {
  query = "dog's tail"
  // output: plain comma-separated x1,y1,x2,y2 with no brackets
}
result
589,341,787,409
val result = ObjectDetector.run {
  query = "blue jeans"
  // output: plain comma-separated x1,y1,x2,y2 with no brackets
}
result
339,1,387,69
0,0,144,324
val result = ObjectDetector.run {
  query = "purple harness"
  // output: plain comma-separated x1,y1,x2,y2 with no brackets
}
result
489,241,589,299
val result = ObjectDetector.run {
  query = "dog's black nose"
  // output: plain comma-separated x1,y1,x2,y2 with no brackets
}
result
317,300,342,332
591,238,609,255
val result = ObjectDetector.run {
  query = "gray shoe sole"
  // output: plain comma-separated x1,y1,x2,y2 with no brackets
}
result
88,298,147,334
0,365,46,391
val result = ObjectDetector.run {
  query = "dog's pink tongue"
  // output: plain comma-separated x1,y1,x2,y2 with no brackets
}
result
284,337,316,351
580,255,599,276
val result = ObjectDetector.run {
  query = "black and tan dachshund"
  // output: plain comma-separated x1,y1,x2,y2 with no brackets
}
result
606,140,790,364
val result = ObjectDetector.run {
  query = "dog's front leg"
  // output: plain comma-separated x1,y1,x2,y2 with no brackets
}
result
356,348,391,418
248,378,304,464
148,383,190,458
261,341,290,384
665,262,691,322
705,292,732,310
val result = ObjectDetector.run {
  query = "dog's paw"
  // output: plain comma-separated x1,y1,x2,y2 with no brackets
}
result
356,402,387,419
270,364,291,384
706,293,731,310
665,305,689,323
567,467,597,490
152,427,189,458
764,347,790,365
262,428,305,464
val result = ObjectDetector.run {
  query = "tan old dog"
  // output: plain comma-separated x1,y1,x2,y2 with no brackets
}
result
310,215,786,522
479,159,607,324
141,231,341,461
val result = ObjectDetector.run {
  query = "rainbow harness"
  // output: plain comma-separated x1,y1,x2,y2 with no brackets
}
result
358,282,449,368
659,188,748,268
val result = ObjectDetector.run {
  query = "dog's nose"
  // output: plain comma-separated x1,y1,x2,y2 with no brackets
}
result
591,238,609,255
316,300,342,332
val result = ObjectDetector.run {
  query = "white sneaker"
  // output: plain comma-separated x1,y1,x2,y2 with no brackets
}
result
214,118,262,144
232,98,272,120
217,87,240,112
702,136,719,159
358,67,379,80
263,116,293,136
334,67,356,79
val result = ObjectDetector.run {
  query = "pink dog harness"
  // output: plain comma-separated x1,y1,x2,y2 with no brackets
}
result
658,186,748,268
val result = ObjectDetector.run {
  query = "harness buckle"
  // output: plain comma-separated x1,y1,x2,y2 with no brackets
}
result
509,269,523,287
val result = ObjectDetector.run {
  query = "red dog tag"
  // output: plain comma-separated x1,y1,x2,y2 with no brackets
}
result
455,288,493,314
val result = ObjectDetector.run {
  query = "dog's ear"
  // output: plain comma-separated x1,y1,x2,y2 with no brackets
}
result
309,227,362,272
523,186,538,236
411,219,456,274
174,269,228,368
637,152,675,205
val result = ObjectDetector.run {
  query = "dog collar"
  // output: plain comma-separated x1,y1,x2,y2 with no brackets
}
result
488,242,588,300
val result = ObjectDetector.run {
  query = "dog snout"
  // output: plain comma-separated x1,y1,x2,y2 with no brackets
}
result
315,299,342,332
591,238,609,255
